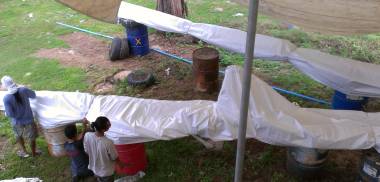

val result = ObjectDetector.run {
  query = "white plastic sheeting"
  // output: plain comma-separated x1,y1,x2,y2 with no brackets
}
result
0,91,94,129
85,95,216,144
1,69,380,151
118,2,380,98
0,178,42,182
31,91,94,128
288,49,380,98
118,2,295,60
216,66,380,151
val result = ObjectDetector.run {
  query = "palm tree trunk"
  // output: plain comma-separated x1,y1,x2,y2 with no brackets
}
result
156,0,188,18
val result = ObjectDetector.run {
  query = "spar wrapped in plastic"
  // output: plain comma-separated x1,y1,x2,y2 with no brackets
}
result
31,91,94,128
85,95,217,144
0,91,95,129
80,66,380,151
118,1,296,61
288,48,380,98
2,69,380,151
216,66,380,151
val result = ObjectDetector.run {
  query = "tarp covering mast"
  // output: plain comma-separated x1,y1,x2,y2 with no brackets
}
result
56,0,121,23
233,0,380,35
56,0,380,35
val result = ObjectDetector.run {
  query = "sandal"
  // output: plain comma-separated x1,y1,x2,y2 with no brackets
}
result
17,150,30,158
32,149,43,157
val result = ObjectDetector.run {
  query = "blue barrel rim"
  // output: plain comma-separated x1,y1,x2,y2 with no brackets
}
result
331,90,368,110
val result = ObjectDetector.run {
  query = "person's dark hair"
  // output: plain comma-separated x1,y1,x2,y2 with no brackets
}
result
13,90,23,105
64,124,78,139
90,116,110,132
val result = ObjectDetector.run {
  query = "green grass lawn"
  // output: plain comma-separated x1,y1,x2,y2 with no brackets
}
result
0,0,379,181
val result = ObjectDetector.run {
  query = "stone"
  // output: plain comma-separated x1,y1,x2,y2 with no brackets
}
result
94,82,114,94
113,70,132,82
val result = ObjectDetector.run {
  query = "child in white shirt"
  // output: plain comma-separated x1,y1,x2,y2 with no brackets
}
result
83,116,124,182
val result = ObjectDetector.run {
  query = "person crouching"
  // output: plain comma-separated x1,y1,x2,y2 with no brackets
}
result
64,118,94,182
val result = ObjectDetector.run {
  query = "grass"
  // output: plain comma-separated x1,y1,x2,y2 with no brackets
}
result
140,139,236,181
0,0,105,180
0,0,88,92
0,114,69,180
0,0,379,181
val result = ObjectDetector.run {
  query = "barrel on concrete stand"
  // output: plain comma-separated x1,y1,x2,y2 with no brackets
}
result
332,91,368,110
42,125,67,157
121,19,150,56
115,143,147,175
192,47,219,93
358,149,380,182
286,147,329,179
331,90,372,181
287,91,369,178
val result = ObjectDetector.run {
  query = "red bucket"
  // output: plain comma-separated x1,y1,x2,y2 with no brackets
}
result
115,143,147,175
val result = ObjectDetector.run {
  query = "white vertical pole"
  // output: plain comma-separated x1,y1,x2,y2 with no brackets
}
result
233,0,259,181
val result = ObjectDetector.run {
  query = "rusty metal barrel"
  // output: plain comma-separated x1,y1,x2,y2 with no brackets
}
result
192,47,219,93
42,125,67,157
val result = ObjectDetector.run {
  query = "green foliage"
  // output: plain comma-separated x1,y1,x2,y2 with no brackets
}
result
140,139,235,182
0,115,12,137
0,138,70,181
116,79,141,96
251,147,277,170
218,49,244,66
0,0,106,180
0,0,92,91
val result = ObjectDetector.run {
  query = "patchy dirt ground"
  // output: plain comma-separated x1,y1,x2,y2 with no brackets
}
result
33,32,197,71
34,32,217,100
35,32,138,69
33,32,364,181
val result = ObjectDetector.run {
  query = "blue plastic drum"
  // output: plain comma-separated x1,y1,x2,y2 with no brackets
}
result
331,91,368,110
123,20,150,56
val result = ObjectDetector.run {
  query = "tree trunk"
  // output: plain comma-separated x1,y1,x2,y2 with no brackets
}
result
156,0,188,18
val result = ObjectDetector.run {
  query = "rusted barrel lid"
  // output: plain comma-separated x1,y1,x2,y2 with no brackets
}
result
193,47,219,61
